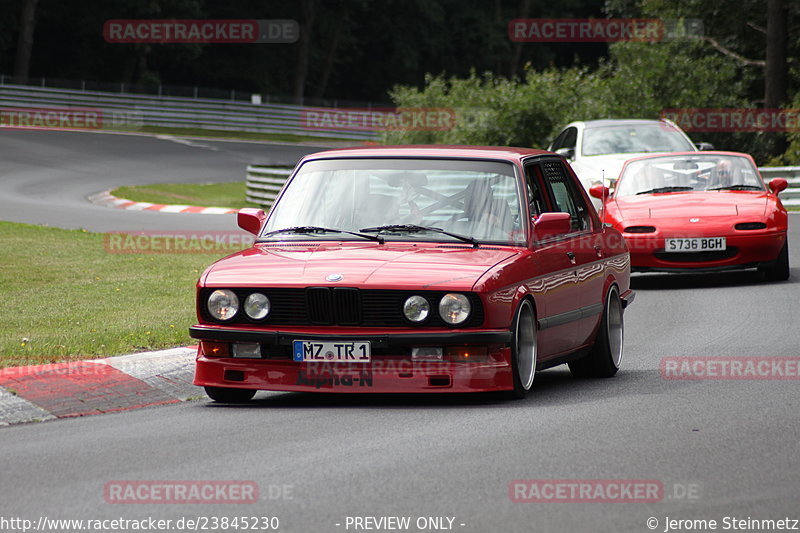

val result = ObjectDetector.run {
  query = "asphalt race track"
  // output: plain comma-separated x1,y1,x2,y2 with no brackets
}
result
1,130,799,532
0,129,326,231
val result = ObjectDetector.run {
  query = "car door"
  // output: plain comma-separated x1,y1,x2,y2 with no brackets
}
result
523,160,583,359
538,158,603,352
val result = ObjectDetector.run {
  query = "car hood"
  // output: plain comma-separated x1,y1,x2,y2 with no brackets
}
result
612,191,769,221
202,242,518,290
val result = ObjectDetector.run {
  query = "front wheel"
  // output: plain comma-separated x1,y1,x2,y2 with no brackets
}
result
761,240,790,282
569,286,623,378
204,386,257,403
508,299,537,399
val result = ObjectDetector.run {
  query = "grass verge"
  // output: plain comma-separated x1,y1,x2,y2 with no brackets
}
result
0,221,235,368
111,182,259,210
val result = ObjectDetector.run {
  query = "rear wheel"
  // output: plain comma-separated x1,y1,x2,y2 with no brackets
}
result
569,286,623,378
508,299,537,399
204,386,257,403
761,240,790,282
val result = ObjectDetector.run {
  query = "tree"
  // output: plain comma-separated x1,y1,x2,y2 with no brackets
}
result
12,0,37,84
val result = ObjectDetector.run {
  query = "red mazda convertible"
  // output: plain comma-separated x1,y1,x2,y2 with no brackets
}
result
589,151,789,279
190,146,634,401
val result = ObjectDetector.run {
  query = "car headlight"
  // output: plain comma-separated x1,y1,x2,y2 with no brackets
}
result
438,293,471,325
244,292,271,320
207,289,239,321
403,295,430,323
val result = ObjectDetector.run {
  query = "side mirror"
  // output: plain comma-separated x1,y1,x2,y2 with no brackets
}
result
589,184,610,200
238,208,266,235
695,142,715,151
554,147,575,160
533,212,572,241
769,178,788,195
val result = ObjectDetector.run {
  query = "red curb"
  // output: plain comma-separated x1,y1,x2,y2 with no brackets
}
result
0,361,179,418
88,190,239,215
180,206,208,213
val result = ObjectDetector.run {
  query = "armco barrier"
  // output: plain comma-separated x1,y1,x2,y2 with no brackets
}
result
246,166,294,207
0,83,377,141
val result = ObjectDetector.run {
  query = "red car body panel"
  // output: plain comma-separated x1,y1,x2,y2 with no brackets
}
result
600,151,788,272
191,146,633,393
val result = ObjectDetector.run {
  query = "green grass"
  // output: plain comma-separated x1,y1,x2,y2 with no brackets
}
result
0,221,238,368
111,182,259,209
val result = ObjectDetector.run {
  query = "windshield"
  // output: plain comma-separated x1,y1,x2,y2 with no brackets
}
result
615,154,764,197
582,124,695,156
262,158,524,245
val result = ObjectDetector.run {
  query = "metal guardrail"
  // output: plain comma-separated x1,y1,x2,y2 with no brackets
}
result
758,166,800,206
246,166,295,207
0,84,378,141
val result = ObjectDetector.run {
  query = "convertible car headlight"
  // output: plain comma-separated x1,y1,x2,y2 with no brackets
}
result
207,289,239,321
403,295,430,323
244,292,271,320
439,293,471,325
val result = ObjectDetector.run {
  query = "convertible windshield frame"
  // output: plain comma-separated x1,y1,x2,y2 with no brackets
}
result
259,156,528,246
615,154,765,198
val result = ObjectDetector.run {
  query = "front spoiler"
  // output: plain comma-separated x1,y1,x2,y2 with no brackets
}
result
194,354,515,393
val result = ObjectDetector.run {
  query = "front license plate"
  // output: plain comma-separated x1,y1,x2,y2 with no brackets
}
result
293,340,371,363
664,237,726,253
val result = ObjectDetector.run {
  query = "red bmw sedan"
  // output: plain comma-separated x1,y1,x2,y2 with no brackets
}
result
590,151,789,280
190,146,634,401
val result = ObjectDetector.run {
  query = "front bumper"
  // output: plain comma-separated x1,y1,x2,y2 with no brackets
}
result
190,326,515,393
624,232,786,272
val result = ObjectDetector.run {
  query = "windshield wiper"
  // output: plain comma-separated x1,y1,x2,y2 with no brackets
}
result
260,226,383,243
636,186,694,195
707,185,763,191
360,224,480,248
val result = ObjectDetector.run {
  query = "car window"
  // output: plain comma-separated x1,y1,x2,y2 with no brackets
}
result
550,129,567,150
523,163,548,218
264,158,525,245
540,160,591,232
582,124,694,156
615,154,765,197
562,127,578,150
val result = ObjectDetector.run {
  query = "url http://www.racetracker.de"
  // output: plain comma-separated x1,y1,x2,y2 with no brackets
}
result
0,516,281,532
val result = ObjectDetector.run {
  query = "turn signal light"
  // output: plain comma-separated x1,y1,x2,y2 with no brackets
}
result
445,346,489,362
201,341,230,357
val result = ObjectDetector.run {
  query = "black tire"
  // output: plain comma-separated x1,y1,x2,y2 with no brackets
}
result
507,299,538,399
204,386,257,403
569,286,623,378
762,240,790,282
